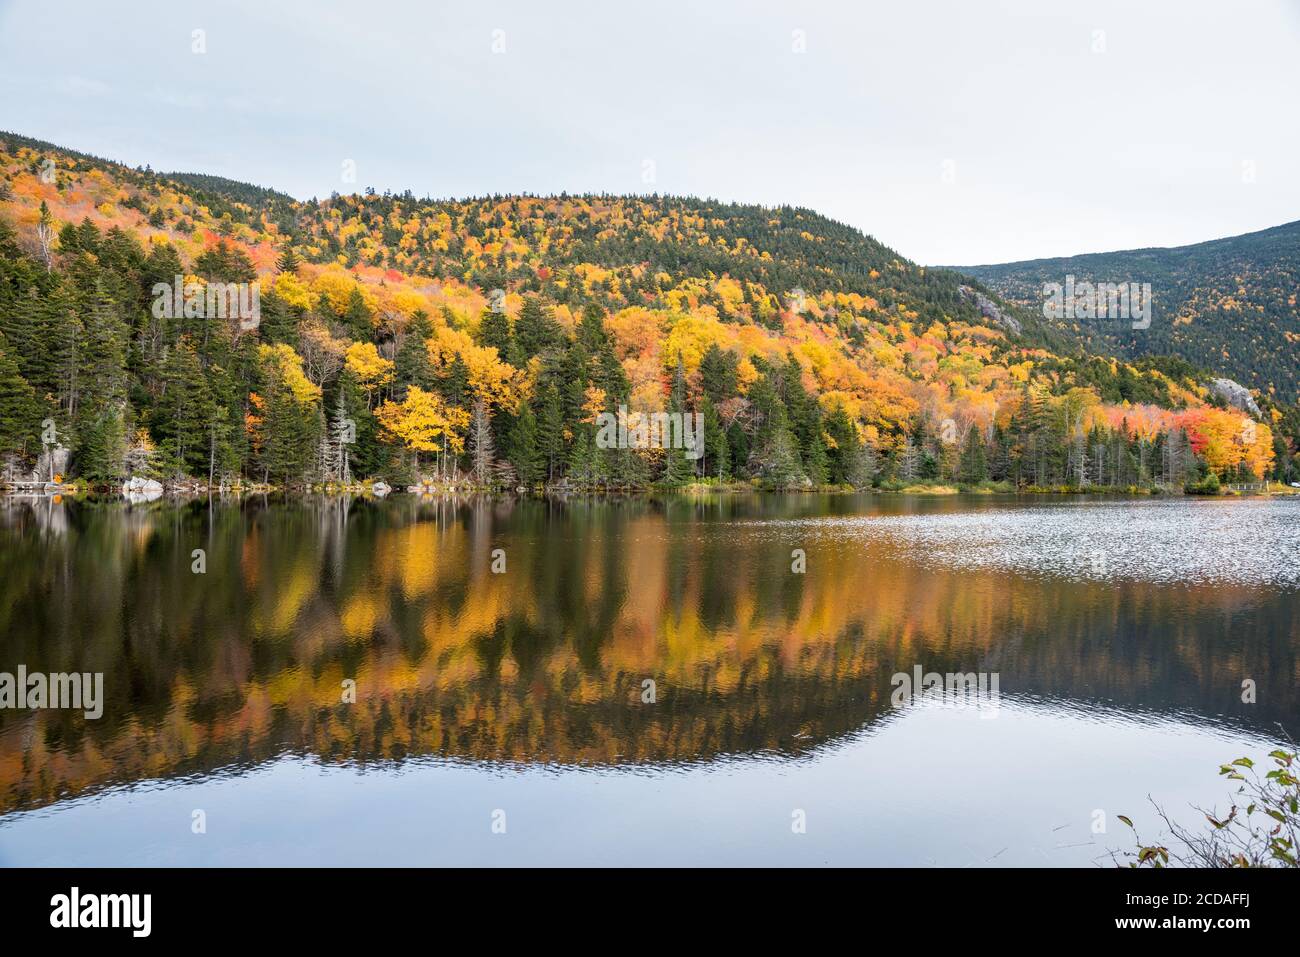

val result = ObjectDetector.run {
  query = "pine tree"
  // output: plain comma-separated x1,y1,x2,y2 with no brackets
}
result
337,368,378,478
74,217,101,256
568,426,595,485
755,411,803,487
0,285,47,397
435,353,469,409
781,354,826,484
257,289,298,346
919,449,940,480
824,404,862,485
987,423,1010,482
745,370,805,486
1023,382,1053,485
256,349,322,485
577,305,628,403
727,418,749,477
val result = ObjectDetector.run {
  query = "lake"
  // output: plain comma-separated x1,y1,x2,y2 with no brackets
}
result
0,493,1296,866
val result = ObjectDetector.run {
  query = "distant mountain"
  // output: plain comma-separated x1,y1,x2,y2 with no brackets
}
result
956,220,1300,402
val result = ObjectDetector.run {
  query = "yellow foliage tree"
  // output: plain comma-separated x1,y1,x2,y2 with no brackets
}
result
375,386,470,475
257,343,321,404
344,342,395,407
427,326,519,410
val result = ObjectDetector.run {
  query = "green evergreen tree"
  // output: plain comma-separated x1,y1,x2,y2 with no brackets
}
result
510,400,542,485
663,358,693,485
276,243,302,274
824,405,859,485
0,340,41,466
395,310,436,396
781,354,826,484
959,427,988,484
537,382,565,482
698,343,739,403
343,286,372,340
155,337,214,478
435,353,469,409
478,307,522,366
337,368,380,478
515,294,562,357
257,289,299,346
700,395,729,481
76,405,127,481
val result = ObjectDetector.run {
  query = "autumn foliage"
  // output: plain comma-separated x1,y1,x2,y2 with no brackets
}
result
0,133,1282,488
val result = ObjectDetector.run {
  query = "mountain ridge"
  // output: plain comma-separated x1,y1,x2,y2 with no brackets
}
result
950,217,1300,272
0,131,1291,488
956,219,1300,403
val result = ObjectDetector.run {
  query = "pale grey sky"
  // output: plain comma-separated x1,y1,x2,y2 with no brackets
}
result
2,0,1298,265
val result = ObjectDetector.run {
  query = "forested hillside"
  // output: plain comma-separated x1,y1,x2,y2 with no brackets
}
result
0,132,1291,490
958,220,1300,404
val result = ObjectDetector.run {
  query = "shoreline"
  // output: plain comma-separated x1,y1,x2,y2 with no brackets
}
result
4,480,1296,500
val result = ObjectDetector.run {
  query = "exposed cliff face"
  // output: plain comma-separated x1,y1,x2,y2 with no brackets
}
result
959,285,1022,336
1208,377,1261,417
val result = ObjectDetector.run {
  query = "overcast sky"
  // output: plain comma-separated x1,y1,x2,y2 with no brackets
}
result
2,0,1298,265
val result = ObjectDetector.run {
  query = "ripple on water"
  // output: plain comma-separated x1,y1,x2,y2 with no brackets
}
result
753,499,1300,588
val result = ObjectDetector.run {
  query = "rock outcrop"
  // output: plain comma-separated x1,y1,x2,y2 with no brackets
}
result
122,476,164,503
959,285,1021,336
1207,378,1261,417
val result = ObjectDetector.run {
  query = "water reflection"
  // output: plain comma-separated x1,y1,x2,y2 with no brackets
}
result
0,493,1295,819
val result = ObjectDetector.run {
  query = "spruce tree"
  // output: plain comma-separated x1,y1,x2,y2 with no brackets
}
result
664,358,693,484
959,427,988,485
343,287,372,340
276,243,302,274
156,338,213,477
510,400,542,485
701,396,729,481
479,307,521,366
537,382,565,482
395,310,436,396
699,343,739,404
515,295,561,357
337,368,379,478
75,405,127,481
0,341,40,465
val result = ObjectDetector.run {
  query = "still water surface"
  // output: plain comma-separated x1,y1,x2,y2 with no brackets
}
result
0,493,1295,865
